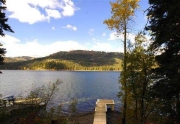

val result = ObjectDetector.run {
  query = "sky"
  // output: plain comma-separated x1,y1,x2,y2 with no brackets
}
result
0,0,149,57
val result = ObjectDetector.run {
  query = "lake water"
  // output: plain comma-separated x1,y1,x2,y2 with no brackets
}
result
0,70,121,113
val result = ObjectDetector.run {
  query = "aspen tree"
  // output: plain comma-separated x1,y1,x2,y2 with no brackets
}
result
104,0,139,123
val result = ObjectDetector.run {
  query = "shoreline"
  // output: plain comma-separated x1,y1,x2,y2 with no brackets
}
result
0,69,121,72
2,104,121,124
66,111,94,124
64,110,121,124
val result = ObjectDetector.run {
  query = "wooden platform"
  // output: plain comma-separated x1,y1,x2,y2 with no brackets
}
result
93,99,114,124
15,98,44,105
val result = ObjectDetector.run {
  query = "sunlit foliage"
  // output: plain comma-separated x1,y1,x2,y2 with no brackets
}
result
104,0,139,123
119,32,157,124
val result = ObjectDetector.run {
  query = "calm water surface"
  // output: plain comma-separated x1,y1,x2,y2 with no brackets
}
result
0,70,121,113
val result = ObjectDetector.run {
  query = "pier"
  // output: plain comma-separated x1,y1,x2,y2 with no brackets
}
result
15,97,44,105
93,99,114,124
0,95,44,107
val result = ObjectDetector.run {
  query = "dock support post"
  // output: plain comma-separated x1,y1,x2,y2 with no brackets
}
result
111,104,114,111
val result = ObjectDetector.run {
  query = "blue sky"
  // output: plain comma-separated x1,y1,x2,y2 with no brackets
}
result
0,0,149,57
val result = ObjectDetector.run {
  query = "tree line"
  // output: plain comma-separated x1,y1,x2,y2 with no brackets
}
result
0,50,123,71
104,0,180,123
0,58,122,71
1,0,180,123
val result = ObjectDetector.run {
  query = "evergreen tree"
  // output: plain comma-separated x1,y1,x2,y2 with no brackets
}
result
146,0,180,123
0,0,14,64
0,43,5,64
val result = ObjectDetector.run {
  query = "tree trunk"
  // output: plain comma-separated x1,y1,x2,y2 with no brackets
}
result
122,22,127,124
141,58,147,124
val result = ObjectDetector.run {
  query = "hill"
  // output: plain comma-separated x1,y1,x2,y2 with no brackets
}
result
4,56,34,63
0,50,123,71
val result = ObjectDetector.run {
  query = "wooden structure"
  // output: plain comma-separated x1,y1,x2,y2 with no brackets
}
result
15,98,44,105
0,95,15,107
0,95,44,107
93,99,114,124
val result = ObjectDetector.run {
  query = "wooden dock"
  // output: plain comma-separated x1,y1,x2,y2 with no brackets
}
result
93,99,114,124
15,98,44,105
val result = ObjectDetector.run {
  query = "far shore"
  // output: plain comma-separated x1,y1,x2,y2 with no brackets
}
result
0,69,122,72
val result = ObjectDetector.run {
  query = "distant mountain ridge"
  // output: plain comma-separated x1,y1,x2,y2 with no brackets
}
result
0,50,123,71
5,56,34,63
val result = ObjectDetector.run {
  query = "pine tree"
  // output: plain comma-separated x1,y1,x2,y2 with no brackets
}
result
0,0,14,64
146,0,180,123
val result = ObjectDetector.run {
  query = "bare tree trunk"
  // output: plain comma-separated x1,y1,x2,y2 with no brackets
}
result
122,22,127,124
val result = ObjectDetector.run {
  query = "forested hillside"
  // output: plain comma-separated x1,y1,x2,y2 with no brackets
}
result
4,56,34,63
0,50,123,71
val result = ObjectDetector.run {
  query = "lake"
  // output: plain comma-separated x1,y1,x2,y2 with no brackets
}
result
0,70,121,113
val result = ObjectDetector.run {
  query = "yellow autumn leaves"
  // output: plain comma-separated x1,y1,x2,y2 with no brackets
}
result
104,0,139,31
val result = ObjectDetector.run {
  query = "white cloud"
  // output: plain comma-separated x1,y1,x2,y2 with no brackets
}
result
108,32,122,41
0,35,125,57
62,24,77,31
108,32,136,44
91,42,113,52
88,28,94,36
7,0,46,24
0,35,20,44
6,0,78,24
0,35,85,57
27,0,59,8
102,33,106,37
126,33,136,44
52,26,55,30
89,42,124,53
61,0,78,16
45,9,61,20
108,32,154,51
92,38,100,42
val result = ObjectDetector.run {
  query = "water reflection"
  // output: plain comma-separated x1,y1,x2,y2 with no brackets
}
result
0,70,121,113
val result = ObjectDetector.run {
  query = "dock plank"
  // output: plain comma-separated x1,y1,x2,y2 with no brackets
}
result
93,99,114,124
